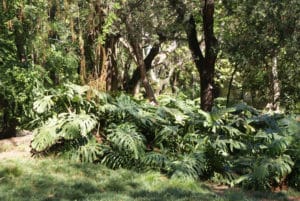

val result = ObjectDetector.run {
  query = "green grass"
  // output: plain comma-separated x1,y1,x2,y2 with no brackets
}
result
0,157,298,201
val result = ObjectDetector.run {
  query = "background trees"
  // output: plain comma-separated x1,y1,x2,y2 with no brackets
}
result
221,0,300,111
0,0,300,192
1,0,299,135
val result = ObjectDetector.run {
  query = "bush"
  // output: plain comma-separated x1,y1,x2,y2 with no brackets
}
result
30,84,300,190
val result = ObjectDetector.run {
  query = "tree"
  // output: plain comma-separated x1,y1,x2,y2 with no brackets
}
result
221,0,300,111
169,0,219,111
0,0,47,138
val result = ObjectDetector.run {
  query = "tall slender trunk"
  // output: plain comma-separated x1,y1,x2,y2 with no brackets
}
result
14,6,27,64
226,66,237,107
272,56,280,111
48,1,60,84
105,35,120,91
201,0,218,111
267,56,280,112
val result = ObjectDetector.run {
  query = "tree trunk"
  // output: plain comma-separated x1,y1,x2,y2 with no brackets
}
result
266,56,280,112
271,56,280,111
185,2,218,111
201,0,218,111
171,71,179,94
14,6,27,64
170,0,218,111
105,35,120,91
130,40,158,104
0,99,17,139
125,18,158,104
226,66,237,107
48,2,60,85
79,31,87,84
125,41,161,94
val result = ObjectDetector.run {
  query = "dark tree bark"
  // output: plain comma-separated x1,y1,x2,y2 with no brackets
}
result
14,7,27,64
170,0,218,111
48,2,60,84
201,0,218,111
105,35,120,91
125,42,161,93
0,99,17,139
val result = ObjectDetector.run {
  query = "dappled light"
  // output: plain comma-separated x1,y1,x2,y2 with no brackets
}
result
0,158,295,201
0,0,299,200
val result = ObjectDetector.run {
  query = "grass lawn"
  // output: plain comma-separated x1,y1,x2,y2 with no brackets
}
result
1,156,299,201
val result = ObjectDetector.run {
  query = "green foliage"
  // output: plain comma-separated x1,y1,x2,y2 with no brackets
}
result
30,87,300,191
73,137,103,163
31,112,97,153
107,123,145,160
281,115,300,190
2,157,295,201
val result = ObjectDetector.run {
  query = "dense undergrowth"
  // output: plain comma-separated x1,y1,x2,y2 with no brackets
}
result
30,83,300,191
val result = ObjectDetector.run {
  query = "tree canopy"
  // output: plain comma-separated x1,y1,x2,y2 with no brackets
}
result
0,0,299,192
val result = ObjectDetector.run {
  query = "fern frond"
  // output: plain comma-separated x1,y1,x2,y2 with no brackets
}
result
73,137,103,163
142,152,169,169
64,112,98,137
31,112,98,153
33,95,54,114
171,152,206,179
31,117,61,152
107,123,146,159
101,150,136,169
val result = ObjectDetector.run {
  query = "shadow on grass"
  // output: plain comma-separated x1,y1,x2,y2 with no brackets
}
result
0,158,295,201
130,188,216,201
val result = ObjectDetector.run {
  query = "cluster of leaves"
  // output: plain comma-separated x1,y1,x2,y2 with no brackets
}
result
31,84,300,190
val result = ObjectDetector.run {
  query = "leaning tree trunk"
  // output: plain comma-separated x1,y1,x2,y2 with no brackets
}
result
226,65,238,107
130,40,158,104
125,18,158,104
125,42,161,94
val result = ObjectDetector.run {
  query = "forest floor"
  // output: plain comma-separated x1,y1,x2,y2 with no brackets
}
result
0,131,33,160
1,133,300,201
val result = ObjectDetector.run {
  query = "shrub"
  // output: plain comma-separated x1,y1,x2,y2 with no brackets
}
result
30,84,300,190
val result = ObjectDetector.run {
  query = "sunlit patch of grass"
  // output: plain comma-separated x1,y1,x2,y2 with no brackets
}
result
0,157,297,201
0,143,12,152
0,141,29,153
